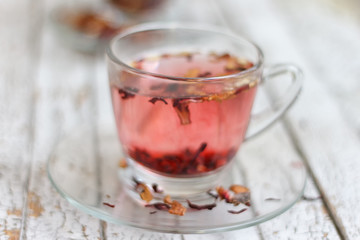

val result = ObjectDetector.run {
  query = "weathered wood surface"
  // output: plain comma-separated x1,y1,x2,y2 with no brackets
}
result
0,0,359,239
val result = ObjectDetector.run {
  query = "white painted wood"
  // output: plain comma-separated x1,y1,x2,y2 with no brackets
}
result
2,0,359,238
0,1,41,239
21,0,104,238
218,0,360,238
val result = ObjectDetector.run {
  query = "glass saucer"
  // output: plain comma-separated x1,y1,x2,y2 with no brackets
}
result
48,122,306,234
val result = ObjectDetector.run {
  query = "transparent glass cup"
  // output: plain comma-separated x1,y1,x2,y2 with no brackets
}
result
106,23,302,196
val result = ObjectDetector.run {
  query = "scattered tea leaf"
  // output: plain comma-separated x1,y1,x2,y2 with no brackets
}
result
103,202,115,208
137,183,153,203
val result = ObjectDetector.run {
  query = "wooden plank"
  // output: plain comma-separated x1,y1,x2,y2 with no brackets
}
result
271,1,360,238
22,0,104,238
216,0,344,238
0,1,42,239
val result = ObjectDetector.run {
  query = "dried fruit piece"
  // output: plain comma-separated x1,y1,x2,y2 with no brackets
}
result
186,200,216,210
168,200,187,216
229,185,249,194
118,158,128,168
137,183,153,203
163,195,172,204
216,186,232,202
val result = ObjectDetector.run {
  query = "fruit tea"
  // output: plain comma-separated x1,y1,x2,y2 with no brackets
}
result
111,52,258,176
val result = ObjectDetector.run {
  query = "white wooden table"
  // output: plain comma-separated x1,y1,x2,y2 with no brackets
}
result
1,0,359,239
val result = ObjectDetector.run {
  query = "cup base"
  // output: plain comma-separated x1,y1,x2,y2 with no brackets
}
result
119,158,234,200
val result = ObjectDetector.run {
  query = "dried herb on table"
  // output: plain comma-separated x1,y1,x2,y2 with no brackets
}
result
228,208,247,214
217,185,251,206
149,97,168,105
186,200,216,210
103,202,115,208
149,211,157,214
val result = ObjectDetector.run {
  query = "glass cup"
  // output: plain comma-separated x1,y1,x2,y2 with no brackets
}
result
106,23,302,196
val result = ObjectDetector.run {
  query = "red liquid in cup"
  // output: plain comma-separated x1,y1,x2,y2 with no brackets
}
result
111,52,257,176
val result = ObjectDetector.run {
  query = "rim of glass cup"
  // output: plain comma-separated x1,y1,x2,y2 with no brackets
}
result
106,23,264,82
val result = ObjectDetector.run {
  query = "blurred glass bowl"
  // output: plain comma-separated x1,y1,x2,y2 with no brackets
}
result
50,3,132,53
110,0,166,16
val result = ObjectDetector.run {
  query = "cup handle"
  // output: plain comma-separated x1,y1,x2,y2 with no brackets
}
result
244,64,303,140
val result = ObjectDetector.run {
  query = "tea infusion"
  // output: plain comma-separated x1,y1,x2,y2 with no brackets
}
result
111,52,257,176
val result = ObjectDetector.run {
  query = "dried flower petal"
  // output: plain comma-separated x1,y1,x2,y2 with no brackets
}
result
103,202,115,208
216,186,232,202
118,158,128,168
168,200,187,216
137,183,153,203
172,99,191,125
229,185,249,194
163,195,172,204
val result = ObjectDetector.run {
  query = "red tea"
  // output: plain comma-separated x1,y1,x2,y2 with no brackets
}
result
111,52,257,176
